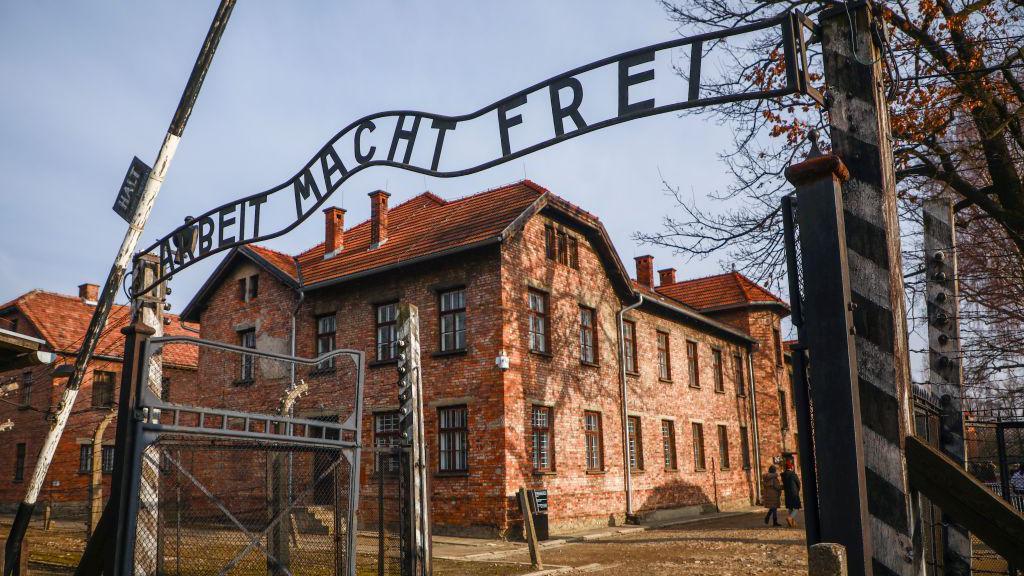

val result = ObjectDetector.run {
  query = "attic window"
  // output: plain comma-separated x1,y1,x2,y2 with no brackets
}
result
238,274,259,302
544,224,580,270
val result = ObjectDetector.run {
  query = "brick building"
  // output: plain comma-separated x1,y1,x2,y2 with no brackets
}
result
0,285,197,516
180,180,796,535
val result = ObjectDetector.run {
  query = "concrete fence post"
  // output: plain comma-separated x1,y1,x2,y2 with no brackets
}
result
809,543,848,576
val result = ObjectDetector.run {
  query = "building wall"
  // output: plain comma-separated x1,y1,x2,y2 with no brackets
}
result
499,213,758,532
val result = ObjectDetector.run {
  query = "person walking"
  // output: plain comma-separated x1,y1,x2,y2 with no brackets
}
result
761,465,783,527
781,460,802,527
1010,464,1024,495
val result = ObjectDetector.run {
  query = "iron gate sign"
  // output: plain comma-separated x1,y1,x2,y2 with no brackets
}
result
139,11,820,292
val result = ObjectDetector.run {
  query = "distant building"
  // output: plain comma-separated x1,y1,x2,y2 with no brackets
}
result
180,180,797,535
0,285,197,516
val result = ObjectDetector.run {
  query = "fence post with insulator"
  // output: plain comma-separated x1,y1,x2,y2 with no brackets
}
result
397,304,432,576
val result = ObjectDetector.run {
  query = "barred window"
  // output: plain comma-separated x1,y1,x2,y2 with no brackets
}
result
439,289,467,352
528,290,549,353
692,422,706,471
316,314,337,369
238,274,259,302
544,225,556,260
623,320,637,374
579,306,597,364
557,231,569,265
531,406,554,472
713,349,725,393
239,329,256,382
102,445,115,473
92,371,116,408
79,444,93,473
718,425,731,469
627,416,643,470
568,236,579,269
773,328,783,366
374,412,401,475
14,443,25,481
584,411,603,472
686,341,700,388
661,420,677,470
734,354,746,396
376,303,398,361
20,371,32,407
740,426,752,470
657,331,671,380
438,406,468,473
779,390,790,430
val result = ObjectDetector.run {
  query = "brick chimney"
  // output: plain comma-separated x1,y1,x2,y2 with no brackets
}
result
78,283,99,304
323,206,346,257
634,255,654,288
369,190,391,247
658,268,677,286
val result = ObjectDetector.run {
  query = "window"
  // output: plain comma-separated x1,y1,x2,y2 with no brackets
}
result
102,446,115,473
733,354,746,396
661,420,677,470
161,377,171,403
713,350,725,393
528,290,549,353
568,236,579,269
779,390,789,431
239,329,256,381
376,302,398,361
79,444,93,473
92,371,116,408
14,444,26,481
740,426,752,470
623,320,637,374
657,331,671,380
717,425,731,469
557,231,569,265
438,406,468,472
531,406,554,472
627,416,643,470
20,371,32,407
316,314,337,370
773,328,783,366
544,224,578,269
692,423,706,470
439,288,467,352
579,306,597,364
238,274,259,302
544,225,556,260
584,411,603,472
374,412,401,475
686,341,699,388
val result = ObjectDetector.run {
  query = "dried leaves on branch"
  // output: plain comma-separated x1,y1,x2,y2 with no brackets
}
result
641,0,1024,412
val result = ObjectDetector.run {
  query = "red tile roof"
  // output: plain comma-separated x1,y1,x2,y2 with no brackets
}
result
655,271,788,312
296,181,546,287
0,290,198,368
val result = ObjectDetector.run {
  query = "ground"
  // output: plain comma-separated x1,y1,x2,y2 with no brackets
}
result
5,512,807,575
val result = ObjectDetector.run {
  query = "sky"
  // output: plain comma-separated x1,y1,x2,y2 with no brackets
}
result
0,2,752,320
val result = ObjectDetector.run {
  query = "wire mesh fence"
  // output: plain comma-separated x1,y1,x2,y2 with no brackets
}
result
964,421,1020,575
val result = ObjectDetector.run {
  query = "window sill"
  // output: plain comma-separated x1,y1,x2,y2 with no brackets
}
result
664,467,679,473
720,467,731,471
714,389,726,395
630,469,645,475
529,350,553,359
736,393,747,398
368,359,398,368
233,379,254,387
694,467,707,473
688,384,701,390
580,360,600,368
434,471,469,478
432,349,467,358
532,470,557,477
17,405,30,411
586,469,608,475
625,371,640,378
658,378,673,384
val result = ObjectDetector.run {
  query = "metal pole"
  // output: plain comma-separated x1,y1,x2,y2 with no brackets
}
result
397,304,430,576
6,2,236,571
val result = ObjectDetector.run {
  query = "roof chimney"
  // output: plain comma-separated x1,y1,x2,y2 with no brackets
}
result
323,206,346,258
369,190,391,247
634,255,654,288
658,268,676,286
78,283,99,305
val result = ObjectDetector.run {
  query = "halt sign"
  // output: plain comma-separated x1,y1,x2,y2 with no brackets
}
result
112,156,152,223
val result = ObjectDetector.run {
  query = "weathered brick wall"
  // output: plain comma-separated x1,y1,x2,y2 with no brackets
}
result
192,247,510,535
499,212,758,532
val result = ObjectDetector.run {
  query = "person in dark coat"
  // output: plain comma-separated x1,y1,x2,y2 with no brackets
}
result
761,465,783,527
781,460,802,527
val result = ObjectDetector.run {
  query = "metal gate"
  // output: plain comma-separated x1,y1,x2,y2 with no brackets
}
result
116,335,366,576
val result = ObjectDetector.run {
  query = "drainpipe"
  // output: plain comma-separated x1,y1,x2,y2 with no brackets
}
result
288,287,305,504
617,294,643,520
747,350,762,503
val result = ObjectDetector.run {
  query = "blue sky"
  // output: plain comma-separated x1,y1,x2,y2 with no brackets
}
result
0,2,748,315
